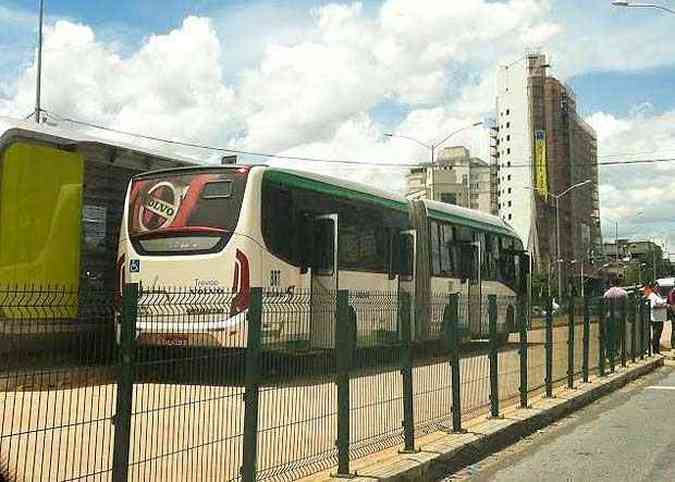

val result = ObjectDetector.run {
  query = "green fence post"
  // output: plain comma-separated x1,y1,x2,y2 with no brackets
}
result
399,292,415,453
112,283,138,482
630,294,637,364
582,295,590,383
567,296,575,389
608,299,616,373
545,296,553,397
335,290,354,477
446,293,463,432
241,287,262,482
518,295,528,408
620,298,627,368
488,295,499,417
639,299,645,360
599,299,606,377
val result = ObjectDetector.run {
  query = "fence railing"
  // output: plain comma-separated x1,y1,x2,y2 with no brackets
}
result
0,285,656,482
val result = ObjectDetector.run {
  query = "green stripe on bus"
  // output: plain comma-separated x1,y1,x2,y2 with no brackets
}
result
264,169,409,213
427,209,514,236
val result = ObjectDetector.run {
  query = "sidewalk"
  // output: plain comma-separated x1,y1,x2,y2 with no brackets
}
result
299,356,663,482
462,357,675,481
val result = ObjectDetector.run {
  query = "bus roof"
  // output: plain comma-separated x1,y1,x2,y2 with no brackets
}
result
0,116,201,165
265,167,520,238
265,167,409,211
424,199,517,237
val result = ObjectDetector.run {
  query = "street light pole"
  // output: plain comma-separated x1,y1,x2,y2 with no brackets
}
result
615,221,619,263
386,121,482,202
556,195,562,299
553,180,592,301
34,0,45,124
612,1,675,14
521,179,591,300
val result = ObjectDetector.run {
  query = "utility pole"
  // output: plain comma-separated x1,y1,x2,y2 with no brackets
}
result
615,221,619,264
34,0,45,124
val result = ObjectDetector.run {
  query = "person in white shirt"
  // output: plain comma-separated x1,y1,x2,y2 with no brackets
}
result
648,283,668,354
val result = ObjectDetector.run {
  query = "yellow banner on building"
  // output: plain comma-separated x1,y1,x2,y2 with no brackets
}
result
534,130,548,198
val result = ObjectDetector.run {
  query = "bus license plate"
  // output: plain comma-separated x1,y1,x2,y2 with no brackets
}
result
161,335,188,346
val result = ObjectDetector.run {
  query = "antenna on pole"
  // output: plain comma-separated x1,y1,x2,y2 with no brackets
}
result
34,0,44,124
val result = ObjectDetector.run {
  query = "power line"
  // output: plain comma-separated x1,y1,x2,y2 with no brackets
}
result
43,111,421,168
41,111,675,170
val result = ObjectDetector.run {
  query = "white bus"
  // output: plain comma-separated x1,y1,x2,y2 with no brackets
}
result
118,165,527,349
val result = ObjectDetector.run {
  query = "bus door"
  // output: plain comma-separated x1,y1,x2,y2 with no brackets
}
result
310,214,338,349
467,240,482,338
397,230,416,340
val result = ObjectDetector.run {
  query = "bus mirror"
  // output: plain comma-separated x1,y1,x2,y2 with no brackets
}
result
389,232,400,280
399,233,414,281
299,214,313,274
459,244,475,281
313,218,335,275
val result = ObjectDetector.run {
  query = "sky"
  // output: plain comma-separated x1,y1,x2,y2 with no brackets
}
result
2,0,675,254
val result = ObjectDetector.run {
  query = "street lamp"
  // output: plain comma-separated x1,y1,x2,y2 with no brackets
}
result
611,1,675,14
606,210,643,266
386,121,483,202
524,180,592,300
570,259,585,297
385,121,483,164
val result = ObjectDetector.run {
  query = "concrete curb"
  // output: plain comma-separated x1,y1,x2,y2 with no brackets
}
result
304,356,664,482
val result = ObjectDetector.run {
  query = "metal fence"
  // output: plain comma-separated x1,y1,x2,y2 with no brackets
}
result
0,285,655,482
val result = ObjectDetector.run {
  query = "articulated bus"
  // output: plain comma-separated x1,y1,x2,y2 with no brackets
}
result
119,165,528,349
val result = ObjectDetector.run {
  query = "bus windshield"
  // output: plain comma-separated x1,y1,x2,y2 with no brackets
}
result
128,168,249,255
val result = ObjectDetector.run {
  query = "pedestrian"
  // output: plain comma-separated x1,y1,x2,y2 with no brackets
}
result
648,283,668,354
603,277,628,357
668,286,675,351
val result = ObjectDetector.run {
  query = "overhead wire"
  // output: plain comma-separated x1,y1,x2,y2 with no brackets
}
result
40,110,675,170
43,110,422,168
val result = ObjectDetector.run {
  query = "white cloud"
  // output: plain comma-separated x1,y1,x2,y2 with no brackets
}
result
586,112,632,143
1,0,555,176
5,0,675,251
587,109,675,248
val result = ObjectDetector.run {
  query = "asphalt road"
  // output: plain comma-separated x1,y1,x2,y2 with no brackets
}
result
440,362,675,482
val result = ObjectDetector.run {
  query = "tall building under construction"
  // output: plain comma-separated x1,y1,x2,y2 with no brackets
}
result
494,52,601,286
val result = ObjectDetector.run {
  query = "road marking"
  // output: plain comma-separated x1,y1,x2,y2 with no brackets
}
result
646,386,675,390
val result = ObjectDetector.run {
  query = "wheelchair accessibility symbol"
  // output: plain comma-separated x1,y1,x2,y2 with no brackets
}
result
129,259,141,273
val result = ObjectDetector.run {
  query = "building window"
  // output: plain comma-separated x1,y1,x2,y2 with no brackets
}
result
508,214,512,220
507,161,511,167
506,109,510,115
508,201,512,207
440,192,457,205
507,135,510,141
506,122,510,128
507,148,511,154
508,188,512,193
507,174,511,181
